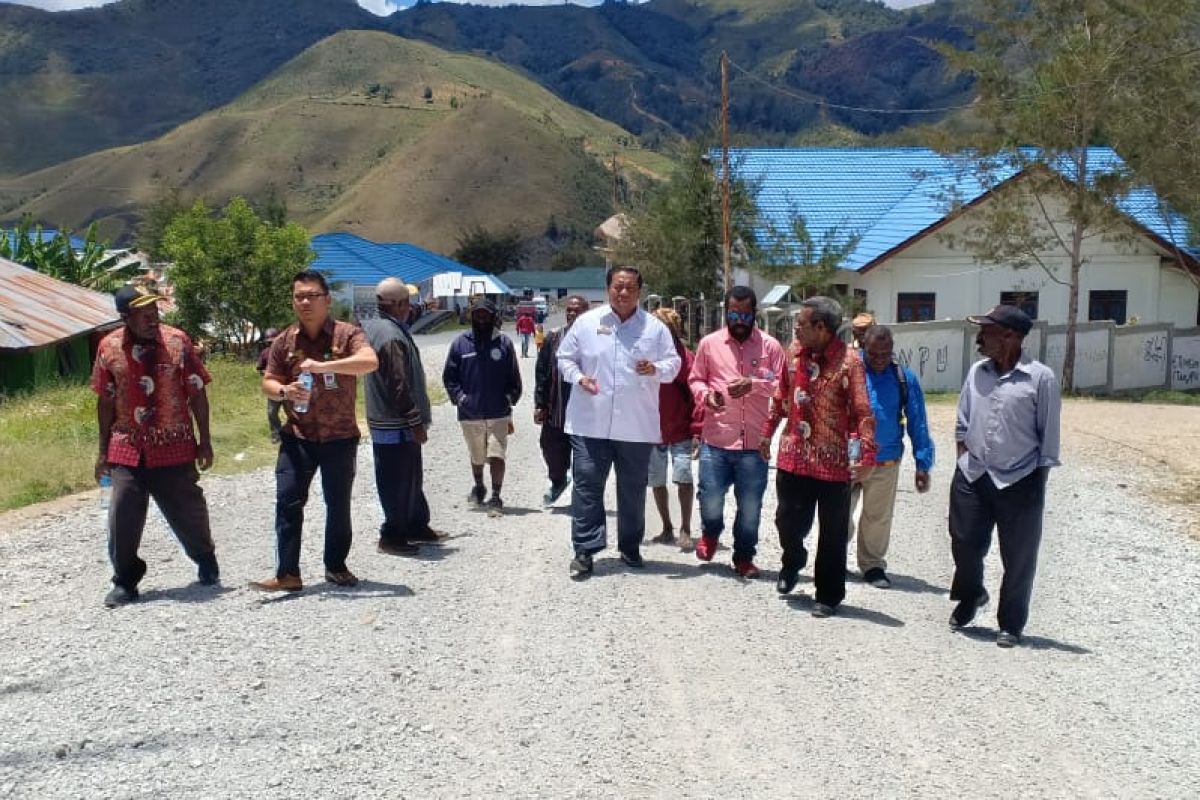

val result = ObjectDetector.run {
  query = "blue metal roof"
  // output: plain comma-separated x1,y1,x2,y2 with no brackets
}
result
310,233,512,293
495,267,607,291
727,147,1196,272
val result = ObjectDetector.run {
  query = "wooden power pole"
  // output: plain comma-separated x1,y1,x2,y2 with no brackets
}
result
720,51,733,292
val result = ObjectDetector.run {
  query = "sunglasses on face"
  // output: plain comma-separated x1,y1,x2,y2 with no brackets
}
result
726,310,755,325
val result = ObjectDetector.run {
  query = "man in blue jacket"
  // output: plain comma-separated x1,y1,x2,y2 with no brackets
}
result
442,297,523,516
848,324,935,589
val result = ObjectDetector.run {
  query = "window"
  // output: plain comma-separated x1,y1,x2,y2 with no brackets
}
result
897,292,936,322
1088,290,1127,325
1000,291,1039,319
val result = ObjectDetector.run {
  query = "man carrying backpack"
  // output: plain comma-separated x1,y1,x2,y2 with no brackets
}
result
850,324,934,588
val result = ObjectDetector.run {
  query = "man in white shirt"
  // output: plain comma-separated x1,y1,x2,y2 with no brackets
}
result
556,266,681,578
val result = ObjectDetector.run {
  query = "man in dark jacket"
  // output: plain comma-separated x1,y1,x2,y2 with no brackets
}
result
442,296,523,516
534,295,589,506
363,279,439,555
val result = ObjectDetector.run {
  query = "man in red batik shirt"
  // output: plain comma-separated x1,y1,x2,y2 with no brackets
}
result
92,284,219,608
760,296,876,618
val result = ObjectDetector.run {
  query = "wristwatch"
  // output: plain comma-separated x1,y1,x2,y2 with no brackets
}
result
278,385,287,401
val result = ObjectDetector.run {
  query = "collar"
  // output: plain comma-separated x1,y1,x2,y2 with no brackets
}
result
380,312,409,331
984,351,1033,377
798,336,845,364
295,317,336,341
602,305,642,326
722,327,761,347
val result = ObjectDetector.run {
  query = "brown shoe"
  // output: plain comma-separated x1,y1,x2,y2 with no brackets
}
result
249,574,303,592
325,569,359,587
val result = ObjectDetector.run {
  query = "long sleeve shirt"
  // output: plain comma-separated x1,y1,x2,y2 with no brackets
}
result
956,353,1061,488
556,305,681,443
689,327,786,451
763,337,876,483
865,361,934,472
534,326,572,430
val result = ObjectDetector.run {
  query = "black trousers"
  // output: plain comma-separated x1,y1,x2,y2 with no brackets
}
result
108,463,215,590
949,467,1048,636
775,470,850,608
540,423,572,484
274,435,357,577
373,440,431,544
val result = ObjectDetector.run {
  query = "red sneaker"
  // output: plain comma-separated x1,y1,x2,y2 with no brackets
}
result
734,561,761,579
695,535,718,562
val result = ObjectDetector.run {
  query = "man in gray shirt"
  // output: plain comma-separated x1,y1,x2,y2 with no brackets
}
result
949,305,1061,648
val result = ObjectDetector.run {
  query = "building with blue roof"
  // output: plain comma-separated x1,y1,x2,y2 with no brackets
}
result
311,233,512,318
728,148,1199,327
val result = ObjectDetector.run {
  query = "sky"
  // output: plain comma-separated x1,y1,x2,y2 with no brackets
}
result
7,1,927,14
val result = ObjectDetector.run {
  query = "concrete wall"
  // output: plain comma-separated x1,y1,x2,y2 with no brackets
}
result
1170,330,1200,391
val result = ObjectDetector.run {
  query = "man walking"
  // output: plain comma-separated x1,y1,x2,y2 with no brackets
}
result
253,270,378,592
556,266,680,578
442,297,522,517
762,297,875,618
534,295,589,506
256,327,282,442
850,325,934,588
949,305,1060,648
688,285,786,578
363,278,439,556
92,284,219,607
516,312,536,358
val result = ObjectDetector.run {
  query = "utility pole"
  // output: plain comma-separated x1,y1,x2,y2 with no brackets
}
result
720,51,733,292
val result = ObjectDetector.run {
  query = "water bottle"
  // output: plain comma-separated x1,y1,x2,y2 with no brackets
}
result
98,474,112,510
293,371,313,414
847,433,862,465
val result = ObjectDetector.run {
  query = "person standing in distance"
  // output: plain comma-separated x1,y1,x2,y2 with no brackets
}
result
688,285,786,578
849,325,934,589
534,295,590,507
363,279,440,556
647,307,697,549
253,270,378,592
516,312,536,358
556,266,681,578
949,305,1061,648
92,284,219,607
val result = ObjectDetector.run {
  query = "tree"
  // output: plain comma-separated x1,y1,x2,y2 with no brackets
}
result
161,196,314,349
758,209,862,302
1,215,136,291
453,225,526,274
135,188,190,263
939,0,1200,391
613,138,762,298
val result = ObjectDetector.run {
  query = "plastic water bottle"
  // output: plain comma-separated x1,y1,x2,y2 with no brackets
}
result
848,433,862,465
293,371,313,414
98,474,112,510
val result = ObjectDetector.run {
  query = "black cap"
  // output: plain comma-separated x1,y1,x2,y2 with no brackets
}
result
967,305,1032,335
114,284,163,315
470,296,498,316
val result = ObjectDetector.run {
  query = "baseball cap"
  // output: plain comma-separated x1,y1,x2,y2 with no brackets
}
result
114,284,163,315
470,296,498,315
967,305,1032,335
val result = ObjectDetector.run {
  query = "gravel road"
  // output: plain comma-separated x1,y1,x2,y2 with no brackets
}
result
1,321,1197,799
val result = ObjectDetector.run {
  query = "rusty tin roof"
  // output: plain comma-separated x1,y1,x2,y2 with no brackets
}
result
0,257,121,351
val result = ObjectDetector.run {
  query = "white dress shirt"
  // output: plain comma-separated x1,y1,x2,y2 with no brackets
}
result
557,305,681,443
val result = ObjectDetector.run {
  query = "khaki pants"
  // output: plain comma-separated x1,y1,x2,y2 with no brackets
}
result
848,461,900,573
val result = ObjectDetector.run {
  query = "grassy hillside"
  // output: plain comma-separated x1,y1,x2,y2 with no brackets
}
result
0,31,671,253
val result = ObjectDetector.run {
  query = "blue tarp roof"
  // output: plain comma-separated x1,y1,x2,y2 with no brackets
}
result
310,233,512,293
2,229,88,252
727,147,1196,272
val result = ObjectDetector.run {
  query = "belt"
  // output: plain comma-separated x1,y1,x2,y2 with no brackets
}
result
873,459,900,467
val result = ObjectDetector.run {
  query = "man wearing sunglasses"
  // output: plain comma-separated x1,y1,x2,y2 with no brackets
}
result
687,286,786,578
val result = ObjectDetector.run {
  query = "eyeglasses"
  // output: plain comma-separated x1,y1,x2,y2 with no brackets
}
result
293,292,327,303
726,311,755,325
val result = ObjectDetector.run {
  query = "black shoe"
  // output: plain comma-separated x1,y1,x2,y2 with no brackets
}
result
862,567,891,589
486,495,504,518
811,602,836,618
469,485,487,505
104,585,138,608
949,589,990,629
996,630,1022,648
569,552,593,579
377,539,420,556
544,478,570,507
408,528,447,544
776,568,799,595
619,550,644,568
197,556,220,586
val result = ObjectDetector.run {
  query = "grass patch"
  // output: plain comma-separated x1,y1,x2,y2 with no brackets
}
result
0,355,448,512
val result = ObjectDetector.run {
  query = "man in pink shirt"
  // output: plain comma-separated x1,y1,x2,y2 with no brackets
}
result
688,286,787,578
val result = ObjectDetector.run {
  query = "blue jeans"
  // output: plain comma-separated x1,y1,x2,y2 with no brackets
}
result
698,443,769,562
570,435,652,556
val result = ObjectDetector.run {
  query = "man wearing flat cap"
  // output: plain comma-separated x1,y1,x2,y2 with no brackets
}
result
442,296,522,516
91,284,219,607
949,304,1061,648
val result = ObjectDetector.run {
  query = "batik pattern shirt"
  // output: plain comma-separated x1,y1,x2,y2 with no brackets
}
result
266,319,368,443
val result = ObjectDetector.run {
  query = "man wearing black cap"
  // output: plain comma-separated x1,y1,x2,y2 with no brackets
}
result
949,304,1061,648
91,284,219,607
442,296,522,516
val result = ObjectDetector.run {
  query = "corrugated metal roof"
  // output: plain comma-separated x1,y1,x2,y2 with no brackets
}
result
496,268,607,291
0,257,121,350
727,147,1197,272
311,233,511,293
